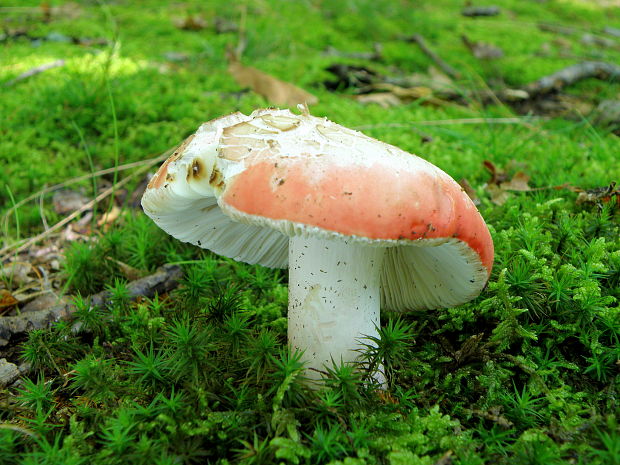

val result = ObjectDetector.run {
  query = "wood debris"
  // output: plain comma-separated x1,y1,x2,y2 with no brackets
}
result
580,33,617,49
0,265,183,348
525,61,620,96
591,100,620,130
324,64,381,91
0,358,21,388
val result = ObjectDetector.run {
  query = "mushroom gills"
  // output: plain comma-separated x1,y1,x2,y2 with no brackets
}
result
148,195,289,268
381,239,488,310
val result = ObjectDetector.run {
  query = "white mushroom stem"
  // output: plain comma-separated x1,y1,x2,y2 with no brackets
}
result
288,235,386,382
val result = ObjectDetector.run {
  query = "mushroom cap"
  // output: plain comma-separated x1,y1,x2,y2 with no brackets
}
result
142,108,494,310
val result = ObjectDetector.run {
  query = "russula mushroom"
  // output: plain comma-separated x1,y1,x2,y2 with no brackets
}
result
141,107,493,382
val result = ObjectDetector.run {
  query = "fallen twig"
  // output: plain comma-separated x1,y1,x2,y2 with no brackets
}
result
4,60,65,87
0,264,183,348
407,34,461,79
525,61,620,96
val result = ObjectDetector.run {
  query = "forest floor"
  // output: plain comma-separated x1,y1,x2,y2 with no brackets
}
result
1,1,619,464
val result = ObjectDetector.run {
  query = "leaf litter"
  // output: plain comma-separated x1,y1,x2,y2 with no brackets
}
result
482,160,619,207
227,49,318,106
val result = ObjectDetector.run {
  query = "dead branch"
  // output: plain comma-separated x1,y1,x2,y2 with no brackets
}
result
4,60,65,87
0,264,183,348
407,34,461,79
525,61,620,96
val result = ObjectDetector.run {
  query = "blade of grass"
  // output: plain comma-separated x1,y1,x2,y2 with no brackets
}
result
0,153,169,234
105,78,120,220
3,185,20,250
72,120,99,234
353,116,547,130
2,185,20,289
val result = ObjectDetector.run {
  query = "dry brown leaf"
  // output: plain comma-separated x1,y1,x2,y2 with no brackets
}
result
377,390,399,405
388,85,433,100
406,66,454,93
0,290,18,314
427,66,454,87
228,58,318,107
370,83,449,106
483,160,509,185
487,184,511,205
354,92,402,108
500,171,531,192
484,161,532,205
61,224,91,243
97,206,121,227
174,15,208,31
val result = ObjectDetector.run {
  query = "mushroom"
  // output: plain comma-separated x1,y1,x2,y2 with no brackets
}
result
141,107,494,382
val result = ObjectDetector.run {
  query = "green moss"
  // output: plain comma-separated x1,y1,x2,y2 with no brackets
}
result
1,0,618,463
